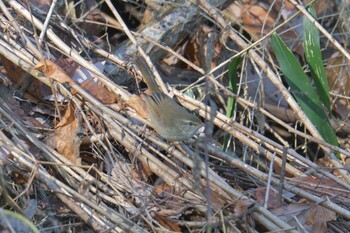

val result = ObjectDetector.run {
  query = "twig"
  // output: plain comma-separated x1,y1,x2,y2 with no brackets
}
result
39,0,58,45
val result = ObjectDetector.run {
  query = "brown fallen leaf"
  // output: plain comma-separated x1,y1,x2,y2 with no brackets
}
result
81,78,119,104
306,205,336,233
255,187,283,209
306,0,334,16
75,0,107,36
1,54,32,88
55,57,80,78
241,4,275,41
187,25,221,71
271,202,336,232
45,102,82,164
271,203,311,226
240,2,302,54
154,183,173,199
34,59,74,85
126,94,149,119
1,55,51,100
154,213,181,232
139,160,154,180
234,199,254,217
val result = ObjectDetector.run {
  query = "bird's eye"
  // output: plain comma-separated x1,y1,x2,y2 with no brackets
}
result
188,122,193,126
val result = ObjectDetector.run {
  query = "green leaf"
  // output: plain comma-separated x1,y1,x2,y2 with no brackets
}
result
226,56,243,117
271,33,338,150
2,210,40,233
223,56,242,152
303,5,330,111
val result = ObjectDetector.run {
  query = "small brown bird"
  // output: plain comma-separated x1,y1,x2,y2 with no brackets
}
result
134,56,203,141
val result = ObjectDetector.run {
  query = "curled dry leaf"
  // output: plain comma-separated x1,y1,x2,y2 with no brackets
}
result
45,102,82,165
35,59,121,104
241,4,276,41
55,58,80,78
34,59,74,85
70,60,120,104
126,94,150,119
139,160,154,180
81,78,119,104
240,2,302,54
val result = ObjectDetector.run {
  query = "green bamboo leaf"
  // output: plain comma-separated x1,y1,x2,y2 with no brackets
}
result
271,33,338,149
303,5,330,110
223,56,242,151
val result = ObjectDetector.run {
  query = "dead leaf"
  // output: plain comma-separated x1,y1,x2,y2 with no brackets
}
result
34,59,74,85
81,79,119,104
45,102,82,164
154,213,181,232
24,116,46,128
154,183,173,199
126,94,149,119
139,160,154,180
74,0,106,36
1,54,32,89
0,55,51,100
11,171,28,184
306,205,336,233
326,52,350,120
242,4,275,41
271,203,336,232
69,61,120,103
234,199,254,217
271,203,311,225
255,187,283,209
55,58,80,78
241,3,302,54
306,0,335,16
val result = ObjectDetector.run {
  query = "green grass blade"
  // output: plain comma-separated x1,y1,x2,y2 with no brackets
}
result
226,56,242,117
223,56,242,151
2,209,40,233
303,5,330,111
271,33,338,148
